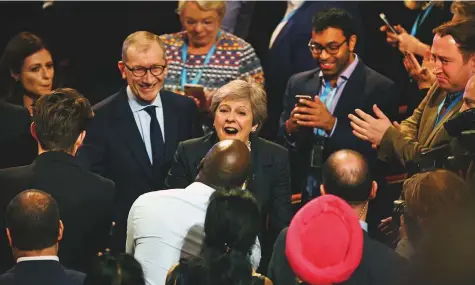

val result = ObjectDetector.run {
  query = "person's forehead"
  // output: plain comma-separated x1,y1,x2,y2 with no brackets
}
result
432,34,460,54
312,27,345,43
182,2,218,19
126,43,164,63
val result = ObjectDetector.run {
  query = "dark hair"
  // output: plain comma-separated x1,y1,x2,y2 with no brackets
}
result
6,189,60,251
0,32,51,104
433,18,475,62
312,8,357,39
84,253,145,285
322,150,372,203
167,189,261,285
451,1,475,19
32,88,94,152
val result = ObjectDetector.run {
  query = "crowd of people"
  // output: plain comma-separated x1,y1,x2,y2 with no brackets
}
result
1,1,475,285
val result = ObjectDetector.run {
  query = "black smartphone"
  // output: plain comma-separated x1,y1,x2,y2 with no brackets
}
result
296,95,312,107
379,13,399,35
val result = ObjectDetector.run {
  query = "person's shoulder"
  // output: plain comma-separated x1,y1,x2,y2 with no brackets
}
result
63,268,86,285
160,31,186,47
219,31,253,51
289,68,320,84
254,137,288,155
91,89,125,114
83,170,116,194
361,61,395,88
180,135,208,148
0,164,33,180
161,90,195,107
0,266,16,284
363,233,407,265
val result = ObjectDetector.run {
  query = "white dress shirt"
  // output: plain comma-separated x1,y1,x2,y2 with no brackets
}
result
17,256,59,263
127,86,165,164
126,182,262,285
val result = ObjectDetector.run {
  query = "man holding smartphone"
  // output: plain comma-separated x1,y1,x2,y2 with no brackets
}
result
278,8,398,206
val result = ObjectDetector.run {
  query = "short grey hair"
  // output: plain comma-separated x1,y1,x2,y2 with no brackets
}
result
210,78,267,132
122,31,166,61
177,0,226,19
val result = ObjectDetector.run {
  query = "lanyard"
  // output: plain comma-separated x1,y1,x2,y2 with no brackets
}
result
315,80,343,136
180,30,222,89
434,92,463,127
410,3,434,36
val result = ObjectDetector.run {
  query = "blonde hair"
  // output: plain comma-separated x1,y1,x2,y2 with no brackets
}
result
177,0,226,19
121,31,166,61
210,78,267,132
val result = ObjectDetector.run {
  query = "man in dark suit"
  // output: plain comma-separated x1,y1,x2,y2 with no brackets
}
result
268,150,407,285
0,190,85,285
261,2,363,140
76,31,201,252
0,89,115,273
278,8,398,202
0,100,37,168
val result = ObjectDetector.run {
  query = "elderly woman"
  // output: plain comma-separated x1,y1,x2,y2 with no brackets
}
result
160,1,264,108
166,78,291,268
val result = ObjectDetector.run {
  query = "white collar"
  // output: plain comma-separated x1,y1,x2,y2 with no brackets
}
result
17,256,59,263
186,182,216,196
126,85,162,113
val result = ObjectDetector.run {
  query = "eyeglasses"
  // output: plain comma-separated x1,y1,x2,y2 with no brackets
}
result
123,62,166,77
308,39,347,55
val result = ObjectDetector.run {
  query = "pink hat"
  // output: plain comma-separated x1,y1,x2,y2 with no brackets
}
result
285,194,363,285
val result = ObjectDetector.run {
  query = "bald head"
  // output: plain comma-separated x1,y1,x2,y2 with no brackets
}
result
196,139,250,190
461,74,475,112
322,150,373,203
6,189,60,251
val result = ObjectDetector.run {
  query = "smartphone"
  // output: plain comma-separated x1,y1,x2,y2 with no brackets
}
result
379,13,399,35
296,95,312,107
184,84,206,110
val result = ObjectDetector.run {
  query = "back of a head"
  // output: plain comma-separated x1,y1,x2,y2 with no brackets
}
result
403,169,473,222
6,189,60,251
84,253,145,285
322,150,372,204
32,88,94,152
0,32,47,102
196,139,250,190
194,189,260,285
451,1,475,20
312,8,357,38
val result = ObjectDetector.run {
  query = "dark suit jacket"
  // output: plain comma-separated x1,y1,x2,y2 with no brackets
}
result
261,2,363,140
0,101,36,169
0,152,115,273
165,133,292,234
268,227,407,285
76,87,201,250
0,260,85,285
278,59,398,195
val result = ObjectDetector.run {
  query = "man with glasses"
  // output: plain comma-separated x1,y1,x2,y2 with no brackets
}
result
77,31,201,252
278,8,399,205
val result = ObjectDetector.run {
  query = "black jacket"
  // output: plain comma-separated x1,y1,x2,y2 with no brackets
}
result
0,152,115,273
76,87,201,251
0,260,85,285
268,227,408,285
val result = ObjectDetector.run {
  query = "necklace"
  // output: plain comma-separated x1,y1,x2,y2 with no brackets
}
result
358,201,368,219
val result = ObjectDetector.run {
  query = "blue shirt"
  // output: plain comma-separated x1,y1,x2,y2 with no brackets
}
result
318,54,360,137
127,86,165,164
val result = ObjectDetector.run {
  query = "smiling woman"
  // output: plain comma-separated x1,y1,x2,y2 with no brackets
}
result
0,32,55,114
166,78,292,272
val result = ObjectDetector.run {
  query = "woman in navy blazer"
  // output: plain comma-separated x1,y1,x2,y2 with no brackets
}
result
165,78,292,270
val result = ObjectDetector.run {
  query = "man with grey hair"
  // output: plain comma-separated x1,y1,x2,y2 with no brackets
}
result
77,31,202,252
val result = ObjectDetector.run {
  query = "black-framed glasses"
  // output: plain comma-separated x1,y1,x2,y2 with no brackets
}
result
308,39,347,55
123,62,166,77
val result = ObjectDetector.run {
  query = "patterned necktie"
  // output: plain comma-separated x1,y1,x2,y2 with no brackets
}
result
144,106,165,166
439,93,458,118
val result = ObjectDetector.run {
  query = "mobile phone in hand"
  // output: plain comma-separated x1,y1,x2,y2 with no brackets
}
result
379,13,399,35
184,84,206,110
296,95,312,107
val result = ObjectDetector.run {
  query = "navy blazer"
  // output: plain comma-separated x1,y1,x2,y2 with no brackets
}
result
0,152,115,273
268,227,407,285
0,260,85,285
278,59,398,195
262,2,363,139
76,87,201,250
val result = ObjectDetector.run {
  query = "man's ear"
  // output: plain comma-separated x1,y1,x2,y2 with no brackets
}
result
58,220,64,241
6,229,12,247
348,34,357,53
30,122,39,142
369,181,378,200
320,184,327,196
118,61,127,80
470,55,475,75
